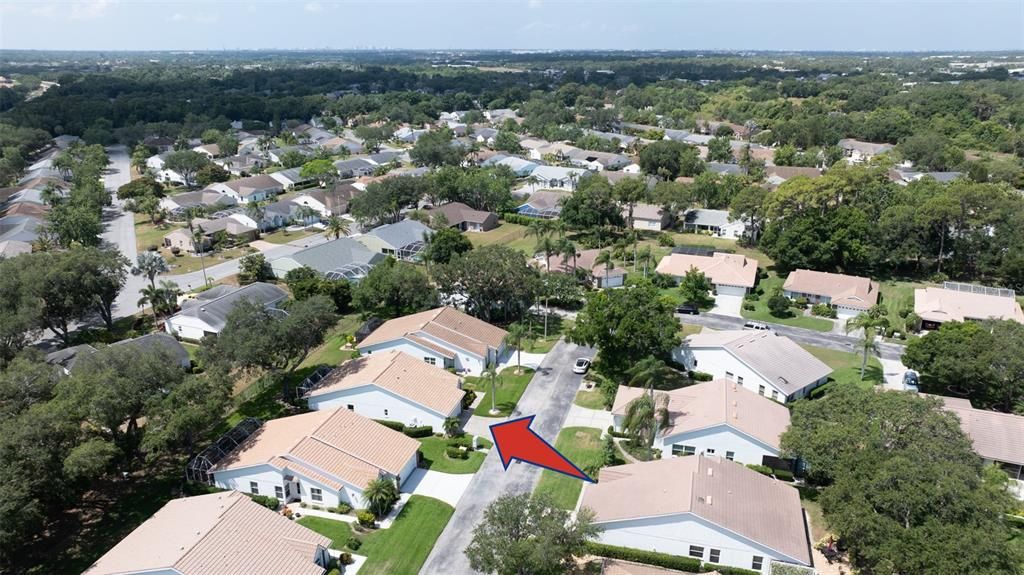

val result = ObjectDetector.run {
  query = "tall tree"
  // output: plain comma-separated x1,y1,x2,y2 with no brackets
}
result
845,305,889,381
352,258,439,319
433,245,540,323
164,150,209,188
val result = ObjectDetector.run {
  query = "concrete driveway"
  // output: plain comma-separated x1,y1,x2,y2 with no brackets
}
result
419,339,595,575
712,293,744,317
878,355,910,390
563,403,614,430
402,468,474,507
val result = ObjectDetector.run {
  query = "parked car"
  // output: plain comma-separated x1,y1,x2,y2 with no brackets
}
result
743,321,770,331
675,303,700,315
903,370,920,392
572,358,591,374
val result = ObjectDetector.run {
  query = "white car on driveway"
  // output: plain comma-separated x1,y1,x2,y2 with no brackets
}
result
572,358,591,374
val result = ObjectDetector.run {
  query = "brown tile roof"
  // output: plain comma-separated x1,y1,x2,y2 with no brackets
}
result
782,269,879,311
765,166,822,180
935,396,1024,466
655,253,758,288
430,201,497,226
685,331,832,396
223,174,283,197
914,287,1024,324
307,350,464,416
611,379,790,449
213,408,419,490
83,491,329,575
629,202,666,222
359,307,508,358
581,456,811,566
553,248,627,279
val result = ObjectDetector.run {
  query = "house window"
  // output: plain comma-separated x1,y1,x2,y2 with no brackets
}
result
752,556,763,570
311,488,323,502
275,486,284,499
347,404,354,411
725,371,734,380
706,448,716,455
285,483,291,496
771,390,779,401
709,549,721,563
726,451,735,461
737,376,744,384
688,545,704,559
672,444,696,456
424,357,436,366
758,385,765,396
692,360,698,367
384,409,389,417
249,482,259,495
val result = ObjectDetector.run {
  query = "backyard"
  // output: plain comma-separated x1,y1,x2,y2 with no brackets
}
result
466,367,535,417
533,427,618,509
416,436,486,474
802,345,884,390
467,222,535,254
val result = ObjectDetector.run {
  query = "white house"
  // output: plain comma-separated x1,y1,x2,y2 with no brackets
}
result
579,455,813,574
164,282,287,341
782,269,880,319
305,350,465,430
838,138,894,164
681,209,747,240
356,219,433,261
82,491,331,575
673,331,833,402
357,306,508,376
611,379,790,465
208,174,284,204
211,408,420,510
656,252,759,296
146,152,186,185
527,165,589,192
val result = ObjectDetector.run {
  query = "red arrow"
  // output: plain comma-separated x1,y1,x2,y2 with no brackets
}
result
489,415,594,482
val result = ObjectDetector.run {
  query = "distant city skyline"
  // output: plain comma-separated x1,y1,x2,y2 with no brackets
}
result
0,0,1022,52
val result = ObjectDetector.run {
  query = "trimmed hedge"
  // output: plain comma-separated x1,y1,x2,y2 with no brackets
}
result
461,389,477,410
404,425,433,438
585,542,702,572
356,510,375,527
335,502,352,514
245,494,281,510
445,446,470,459
346,536,362,550
704,564,759,575
501,212,543,226
374,419,405,432
691,371,714,382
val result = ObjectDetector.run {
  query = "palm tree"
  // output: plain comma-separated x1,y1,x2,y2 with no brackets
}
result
626,356,666,389
526,219,552,244
159,280,182,316
483,363,502,415
138,284,165,320
324,215,350,239
845,305,889,381
637,244,654,278
133,251,169,291
536,236,558,271
191,224,210,287
557,238,577,272
443,417,461,438
363,477,398,518
503,322,530,375
245,202,266,231
295,205,320,227
594,249,614,288
622,387,669,461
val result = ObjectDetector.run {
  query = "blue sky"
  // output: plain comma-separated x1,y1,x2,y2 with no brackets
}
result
0,0,1021,52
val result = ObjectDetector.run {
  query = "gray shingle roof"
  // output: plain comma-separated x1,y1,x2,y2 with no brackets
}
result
364,219,432,250
684,209,733,227
281,237,385,275
111,333,191,367
171,282,287,333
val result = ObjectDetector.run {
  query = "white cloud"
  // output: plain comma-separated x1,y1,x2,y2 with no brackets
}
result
304,2,323,12
70,0,114,20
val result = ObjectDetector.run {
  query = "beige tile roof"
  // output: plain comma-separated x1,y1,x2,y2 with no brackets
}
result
655,253,758,288
581,456,812,566
307,350,464,416
935,396,1024,466
83,491,329,575
628,203,666,222
611,379,790,449
914,287,1024,324
685,331,833,396
213,408,419,489
552,248,627,279
782,269,879,311
358,306,508,358
600,558,695,575
430,201,497,225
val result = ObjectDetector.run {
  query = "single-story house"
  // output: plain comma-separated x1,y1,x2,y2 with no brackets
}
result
566,148,632,171
214,153,265,176
838,138,893,163
611,379,790,465
209,174,284,204
0,215,42,244
428,202,499,232
49,333,192,376
357,219,433,261
583,129,637,149
159,189,237,215
553,247,627,289
164,216,257,253
528,165,589,191
936,396,1024,486
269,167,317,189
305,350,464,430
627,203,671,231
82,491,331,575
334,158,377,179
673,330,833,402
914,286,1024,330
529,142,578,162
164,282,288,341
682,209,746,239
890,170,963,186
267,145,315,164
146,152,186,185
293,182,362,217
368,150,409,166
482,154,539,177
192,143,220,158
656,252,758,296
0,239,31,258
142,135,175,153
579,455,813,574
485,108,517,124
782,269,879,318
321,136,363,155
474,127,498,146
516,190,569,219
212,408,420,509
394,126,428,143
357,306,508,375
764,166,822,187
705,162,745,176
270,237,384,281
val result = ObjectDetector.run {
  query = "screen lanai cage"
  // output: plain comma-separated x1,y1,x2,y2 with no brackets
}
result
396,240,426,261
186,417,262,484
295,365,334,398
324,262,376,282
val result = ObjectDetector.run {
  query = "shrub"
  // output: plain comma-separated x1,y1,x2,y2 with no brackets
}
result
299,502,308,508
657,233,675,247
702,564,759,575
746,463,773,476
403,425,433,438
311,505,323,511
461,389,477,410
606,425,630,439
170,246,181,255
356,510,375,527
884,327,895,338
650,272,677,289
793,297,809,308
339,552,355,565
773,469,795,482
810,303,837,318
346,536,362,550
445,446,469,459
742,303,756,311
767,294,792,317
335,502,352,514
373,419,405,432
690,371,714,382
246,494,281,511
743,292,759,301
585,542,702,572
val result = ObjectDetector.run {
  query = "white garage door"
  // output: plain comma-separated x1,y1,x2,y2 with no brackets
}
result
715,284,747,297
836,306,860,319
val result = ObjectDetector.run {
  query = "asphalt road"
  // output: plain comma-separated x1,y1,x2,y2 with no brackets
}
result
101,145,148,319
419,339,596,575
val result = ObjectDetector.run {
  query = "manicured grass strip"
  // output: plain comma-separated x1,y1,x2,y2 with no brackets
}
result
416,436,486,474
574,389,606,410
533,427,609,510
801,344,883,390
468,367,535,417
358,495,454,575
296,516,353,550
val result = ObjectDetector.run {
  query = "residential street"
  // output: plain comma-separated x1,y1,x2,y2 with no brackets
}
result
100,145,149,320
419,339,596,575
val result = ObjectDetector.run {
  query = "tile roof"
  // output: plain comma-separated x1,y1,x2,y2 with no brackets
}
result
914,287,1024,324
936,396,1024,466
430,201,497,226
83,491,329,575
213,408,420,490
655,252,758,288
600,558,693,575
170,282,287,332
783,269,879,311
684,331,833,396
222,174,282,197
307,350,464,416
611,379,790,449
358,306,508,358
629,203,665,221
581,456,811,566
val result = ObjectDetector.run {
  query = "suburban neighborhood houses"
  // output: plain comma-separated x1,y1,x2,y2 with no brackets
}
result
2,25,1024,575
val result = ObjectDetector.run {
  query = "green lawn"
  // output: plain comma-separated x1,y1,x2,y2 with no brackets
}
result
468,223,535,254
742,275,835,332
521,313,573,354
298,314,364,369
877,278,932,334
802,344,883,390
261,228,317,244
797,486,829,541
533,427,614,510
135,218,176,252
296,516,353,550
358,496,454,575
678,322,703,338
416,436,486,474
468,367,535,417
574,389,606,410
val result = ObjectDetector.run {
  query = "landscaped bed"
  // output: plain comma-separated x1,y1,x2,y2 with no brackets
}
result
467,367,535,417
533,427,618,510
416,436,486,474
